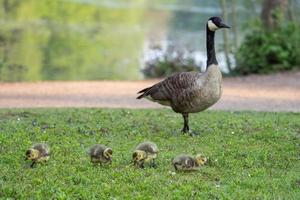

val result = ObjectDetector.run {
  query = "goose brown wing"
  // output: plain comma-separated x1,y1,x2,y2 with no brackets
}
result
33,143,50,156
136,142,158,154
89,144,106,156
185,157,196,168
137,72,200,101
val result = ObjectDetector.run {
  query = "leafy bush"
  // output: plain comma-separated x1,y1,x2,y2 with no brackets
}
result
233,22,300,75
142,44,202,78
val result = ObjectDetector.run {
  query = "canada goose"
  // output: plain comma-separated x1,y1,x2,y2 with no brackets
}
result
25,143,50,168
89,144,113,165
172,154,207,171
137,17,230,134
132,141,158,168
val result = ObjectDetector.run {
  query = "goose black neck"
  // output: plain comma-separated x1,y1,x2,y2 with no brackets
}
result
206,25,218,68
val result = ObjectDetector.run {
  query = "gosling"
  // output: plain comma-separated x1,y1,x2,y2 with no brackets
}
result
172,154,207,171
89,144,113,165
25,143,50,168
132,141,158,168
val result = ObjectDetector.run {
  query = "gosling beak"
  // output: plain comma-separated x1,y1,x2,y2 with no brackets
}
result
219,22,230,29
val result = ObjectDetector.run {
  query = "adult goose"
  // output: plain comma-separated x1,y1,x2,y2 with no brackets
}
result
137,17,230,135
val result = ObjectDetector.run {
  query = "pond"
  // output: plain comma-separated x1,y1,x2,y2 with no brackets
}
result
0,0,285,81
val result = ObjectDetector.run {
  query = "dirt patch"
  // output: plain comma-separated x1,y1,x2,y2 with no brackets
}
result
0,71,299,112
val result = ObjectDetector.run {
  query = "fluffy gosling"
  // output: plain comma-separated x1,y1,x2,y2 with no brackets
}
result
89,144,113,165
132,141,158,168
172,154,207,171
25,143,50,168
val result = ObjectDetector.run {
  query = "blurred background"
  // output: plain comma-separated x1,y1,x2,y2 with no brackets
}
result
0,0,299,81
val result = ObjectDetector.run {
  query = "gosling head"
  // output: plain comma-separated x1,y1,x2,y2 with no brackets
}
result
132,150,146,162
207,16,230,32
25,149,39,161
195,154,207,166
103,148,113,161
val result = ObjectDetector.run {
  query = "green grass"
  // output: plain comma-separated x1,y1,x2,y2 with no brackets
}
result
0,108,299,199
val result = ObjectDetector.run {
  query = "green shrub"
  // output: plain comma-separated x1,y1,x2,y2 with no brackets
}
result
142,45,202,78
233,22,300,75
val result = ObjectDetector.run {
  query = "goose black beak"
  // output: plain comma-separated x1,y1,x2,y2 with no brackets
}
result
219,22,230,29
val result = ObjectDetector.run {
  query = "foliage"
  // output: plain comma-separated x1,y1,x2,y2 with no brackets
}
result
0,108,299,199
0,0,146,81
142,45,202,78
233,21,300,75
0,0,300,80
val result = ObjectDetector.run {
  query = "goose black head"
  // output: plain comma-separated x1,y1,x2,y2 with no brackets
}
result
207,17,230,31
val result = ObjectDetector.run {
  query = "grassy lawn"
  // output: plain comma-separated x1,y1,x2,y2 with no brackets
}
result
0,108,299,199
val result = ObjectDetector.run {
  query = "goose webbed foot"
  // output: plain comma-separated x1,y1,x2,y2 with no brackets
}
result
30,161,36,168
181,126,189,134
181,113,199,136
150,160,157,168
188,130,199,136
181,128,199,136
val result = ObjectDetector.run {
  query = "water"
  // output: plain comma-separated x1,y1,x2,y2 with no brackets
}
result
0,0,298,81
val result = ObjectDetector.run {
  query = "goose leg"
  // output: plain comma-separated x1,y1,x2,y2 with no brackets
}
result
150,159,157,168
182,113,190,133
30,161,36,168
182,113,199,136
139,162,145,169
173,163,178,171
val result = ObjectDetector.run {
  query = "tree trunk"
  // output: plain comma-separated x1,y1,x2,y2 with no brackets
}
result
261,0,288,29
219,0,232,72
286,0,295,22
231,0,238,50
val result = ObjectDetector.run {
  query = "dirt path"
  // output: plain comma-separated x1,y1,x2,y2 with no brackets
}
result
0,71,299,112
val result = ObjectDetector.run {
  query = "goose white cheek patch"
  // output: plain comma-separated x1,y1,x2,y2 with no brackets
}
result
208,20,219,31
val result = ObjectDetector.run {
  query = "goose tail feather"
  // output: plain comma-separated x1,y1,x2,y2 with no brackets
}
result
136,86,153,99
